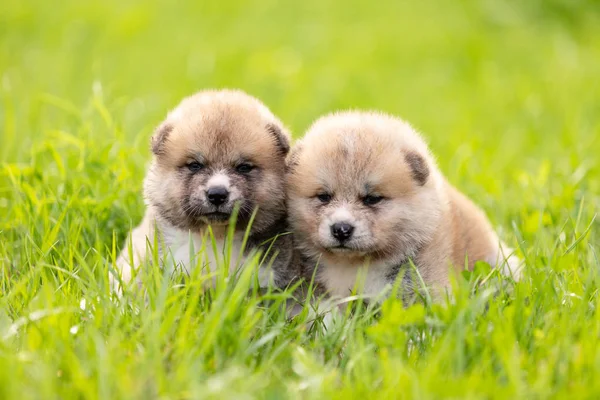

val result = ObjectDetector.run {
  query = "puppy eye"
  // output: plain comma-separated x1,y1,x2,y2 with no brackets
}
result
186,162,204,173
236,163,255,174
316,193,332,203
363,195,383,206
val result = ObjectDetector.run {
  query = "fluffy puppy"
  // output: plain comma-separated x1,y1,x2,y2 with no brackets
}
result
286,111,521,303
112,89,296,292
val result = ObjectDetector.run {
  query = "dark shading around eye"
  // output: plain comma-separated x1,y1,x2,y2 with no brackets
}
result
186,162,204,173
363,195,384,206
316,193,332,203
236,163,255,174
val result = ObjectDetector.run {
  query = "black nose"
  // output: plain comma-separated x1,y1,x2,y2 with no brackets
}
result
206,186,229,206
331,222,355,242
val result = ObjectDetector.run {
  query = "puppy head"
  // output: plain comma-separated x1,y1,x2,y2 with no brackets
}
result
144,89,291,233
287,111,443,264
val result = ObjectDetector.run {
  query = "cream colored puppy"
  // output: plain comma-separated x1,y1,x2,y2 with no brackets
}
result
286,111,521,303
112,89,297,292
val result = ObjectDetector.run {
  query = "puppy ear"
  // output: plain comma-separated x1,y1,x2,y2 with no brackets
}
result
266,123,290,156
151,123,173,156
404,151,429,185
285,143,303,173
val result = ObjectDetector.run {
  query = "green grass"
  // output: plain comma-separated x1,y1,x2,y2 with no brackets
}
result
1,0,600,398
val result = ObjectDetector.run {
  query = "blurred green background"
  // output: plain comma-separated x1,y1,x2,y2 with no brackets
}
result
3,2,599,152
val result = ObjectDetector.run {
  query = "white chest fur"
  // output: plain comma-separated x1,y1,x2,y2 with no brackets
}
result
159,225,271,287
318,258,393,301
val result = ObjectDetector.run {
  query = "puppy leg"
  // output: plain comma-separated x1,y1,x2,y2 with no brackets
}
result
489,241,523,281
111,212,155,294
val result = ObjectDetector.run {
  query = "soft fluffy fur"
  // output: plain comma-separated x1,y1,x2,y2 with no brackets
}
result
112,89,298,292
287,111,521,303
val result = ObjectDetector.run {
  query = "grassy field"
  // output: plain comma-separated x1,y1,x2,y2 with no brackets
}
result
1,0,600,398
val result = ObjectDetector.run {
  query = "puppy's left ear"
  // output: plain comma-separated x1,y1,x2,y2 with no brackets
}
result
285,142,303,173
151,123,173,156
266,123,291,156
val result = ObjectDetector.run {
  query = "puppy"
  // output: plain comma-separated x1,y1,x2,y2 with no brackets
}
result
112,89,296,292
286,111,521,304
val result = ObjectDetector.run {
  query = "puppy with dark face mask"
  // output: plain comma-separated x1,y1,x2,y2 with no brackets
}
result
112,90,296,292
287,111,521,304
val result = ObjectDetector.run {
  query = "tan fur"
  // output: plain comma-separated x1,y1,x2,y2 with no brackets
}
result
287,111,521,303
111,89,297,293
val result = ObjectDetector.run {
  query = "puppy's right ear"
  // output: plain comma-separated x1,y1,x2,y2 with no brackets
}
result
151,123,173,156
404,150,429,186
266,123,291,156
